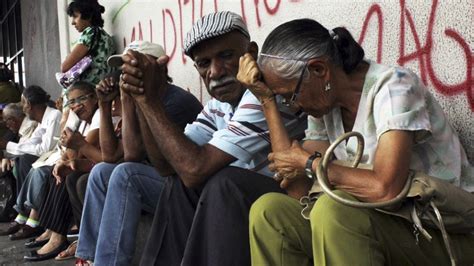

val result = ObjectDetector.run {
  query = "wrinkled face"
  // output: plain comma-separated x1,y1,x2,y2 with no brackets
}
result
3,114,22,133
192,31,249,106
260,62,334,118
21,95,33,120
67,88,98,122
71,11,91,33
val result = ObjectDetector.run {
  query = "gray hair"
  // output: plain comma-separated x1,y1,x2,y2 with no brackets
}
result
3,103,25,119
258,19,364,81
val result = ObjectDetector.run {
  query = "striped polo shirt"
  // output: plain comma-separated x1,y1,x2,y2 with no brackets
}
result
185,89,307,177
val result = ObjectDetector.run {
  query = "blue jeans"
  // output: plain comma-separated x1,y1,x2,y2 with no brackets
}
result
76,162,165,266
13,166,52,215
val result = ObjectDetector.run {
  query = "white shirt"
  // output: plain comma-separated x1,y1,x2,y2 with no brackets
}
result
31,108,100,168
18,117,38,143
6,106,62,156
3,117,38,158
305,60,472,191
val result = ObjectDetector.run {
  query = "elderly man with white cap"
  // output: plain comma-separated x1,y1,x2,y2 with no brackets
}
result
75,40,202,265
120,11,307,266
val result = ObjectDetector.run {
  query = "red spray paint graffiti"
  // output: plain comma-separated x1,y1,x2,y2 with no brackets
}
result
360,0,473,110
119,0,471,109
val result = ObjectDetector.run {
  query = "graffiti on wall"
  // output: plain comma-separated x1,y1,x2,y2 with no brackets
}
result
113,0,472,111
359,0,472,110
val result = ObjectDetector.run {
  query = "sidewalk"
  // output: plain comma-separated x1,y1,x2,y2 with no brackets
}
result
0,222,72,265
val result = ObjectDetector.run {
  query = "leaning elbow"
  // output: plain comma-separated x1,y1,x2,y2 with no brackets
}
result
102,155,116,163
181,178,201,189
374,181,400,202
123,153,141,162
180,165,205,188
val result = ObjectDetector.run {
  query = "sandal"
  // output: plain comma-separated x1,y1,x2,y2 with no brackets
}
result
55,240,77,261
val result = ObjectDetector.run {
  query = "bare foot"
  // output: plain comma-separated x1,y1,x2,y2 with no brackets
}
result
35,229,52,242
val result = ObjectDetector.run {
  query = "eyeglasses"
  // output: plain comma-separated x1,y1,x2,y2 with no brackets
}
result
66,93,95,107
282,62,308,107
259,53,309,107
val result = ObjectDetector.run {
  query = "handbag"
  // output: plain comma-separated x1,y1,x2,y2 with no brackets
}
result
300,131,474,266
56,27,101,88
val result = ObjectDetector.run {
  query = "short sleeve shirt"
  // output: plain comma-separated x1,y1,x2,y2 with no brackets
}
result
77,27,116,85
78,108,100,136
305,61,472,191
185,90,307,177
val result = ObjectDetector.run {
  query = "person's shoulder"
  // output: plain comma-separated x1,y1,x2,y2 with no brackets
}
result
233,90,262,113
166,84,200,102
166,83,189,96
237,90,260,106
368,60,417,81
81,26,94,37
48,106,63,119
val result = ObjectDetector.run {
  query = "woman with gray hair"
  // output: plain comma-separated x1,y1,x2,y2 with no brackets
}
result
237,19,473,265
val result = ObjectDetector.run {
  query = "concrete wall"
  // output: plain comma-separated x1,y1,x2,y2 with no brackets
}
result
22,0,62,99
59,0,473,163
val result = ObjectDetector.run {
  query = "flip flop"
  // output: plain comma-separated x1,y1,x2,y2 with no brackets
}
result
55,240,77,261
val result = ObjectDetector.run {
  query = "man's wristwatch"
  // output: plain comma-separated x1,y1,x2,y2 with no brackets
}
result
305,151,322,179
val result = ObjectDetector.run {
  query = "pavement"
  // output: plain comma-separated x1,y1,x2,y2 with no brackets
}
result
0,213,153,265
0,223,73,266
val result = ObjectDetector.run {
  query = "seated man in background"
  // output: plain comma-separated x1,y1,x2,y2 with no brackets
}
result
0,86,61,238
120,11,306,266
75,41,203,266
0,103,38,221
1,103,38,173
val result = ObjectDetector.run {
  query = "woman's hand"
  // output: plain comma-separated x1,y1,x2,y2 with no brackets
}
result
269,140,310,175
237,53,274,103
96,77,119,103
52,159,73,185
60,128,87,151
269,140,313,199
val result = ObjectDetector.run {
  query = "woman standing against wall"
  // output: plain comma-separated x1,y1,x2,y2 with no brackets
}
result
61,0,115,86
59,0,115,131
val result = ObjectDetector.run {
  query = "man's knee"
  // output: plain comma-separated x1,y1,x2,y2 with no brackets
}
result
310,190,370,233
203,166,243,190
89,162,116,186
107,162,150,189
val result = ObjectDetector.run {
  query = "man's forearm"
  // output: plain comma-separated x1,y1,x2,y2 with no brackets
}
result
121,93,145,161
136,107,175,176
262,98,291,151
136,100,210,183
98,102,120,162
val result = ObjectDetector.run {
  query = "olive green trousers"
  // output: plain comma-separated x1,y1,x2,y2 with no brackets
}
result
249,191,474,266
